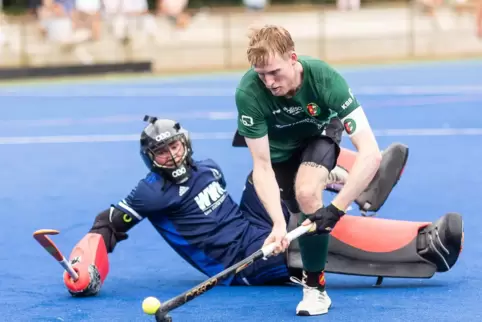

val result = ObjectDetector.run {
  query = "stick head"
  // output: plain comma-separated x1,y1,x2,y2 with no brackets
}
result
153,304,172,322
156,314,172,322
33,229,60,237
33,229,63,261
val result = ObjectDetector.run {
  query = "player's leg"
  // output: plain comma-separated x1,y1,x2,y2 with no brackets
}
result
238,171,290,229
234,126,409,217
231,228,292,286
232,171,295,286
231,153,300,286
291,138,337,316
235,149,313,286
291,119,344,316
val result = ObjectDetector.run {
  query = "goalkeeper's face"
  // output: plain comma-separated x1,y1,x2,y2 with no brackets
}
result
153,139,186,168
254,52,298,97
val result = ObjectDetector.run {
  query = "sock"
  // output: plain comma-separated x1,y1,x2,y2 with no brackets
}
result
298,212,329,291
303,270,326,291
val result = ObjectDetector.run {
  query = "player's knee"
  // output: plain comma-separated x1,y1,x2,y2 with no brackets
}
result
295,184,321,214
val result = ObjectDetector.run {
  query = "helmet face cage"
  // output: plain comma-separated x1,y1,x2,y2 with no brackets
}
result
148,134,188,169
140,118,193,184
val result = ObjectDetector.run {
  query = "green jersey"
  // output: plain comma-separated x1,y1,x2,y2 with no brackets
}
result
235,56,361,163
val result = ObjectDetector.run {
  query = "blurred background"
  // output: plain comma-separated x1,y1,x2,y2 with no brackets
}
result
0,0,480,76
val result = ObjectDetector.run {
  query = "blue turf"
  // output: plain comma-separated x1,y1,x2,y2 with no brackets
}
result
1,60,481,321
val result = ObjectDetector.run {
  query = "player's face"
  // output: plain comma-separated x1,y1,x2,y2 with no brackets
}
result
254,52,297,96
153,140,185,168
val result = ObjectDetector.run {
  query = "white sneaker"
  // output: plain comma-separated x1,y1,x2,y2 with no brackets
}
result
290,276,332,316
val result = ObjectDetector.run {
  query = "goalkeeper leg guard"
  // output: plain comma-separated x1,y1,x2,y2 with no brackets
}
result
287,213,463,282
332,143,409,215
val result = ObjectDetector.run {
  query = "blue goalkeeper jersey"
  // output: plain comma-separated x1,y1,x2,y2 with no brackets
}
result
114,159,261,285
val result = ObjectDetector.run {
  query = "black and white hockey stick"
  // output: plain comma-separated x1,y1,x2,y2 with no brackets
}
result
147,223,316,322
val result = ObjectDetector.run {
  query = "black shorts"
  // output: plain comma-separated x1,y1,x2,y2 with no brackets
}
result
272,118,343,203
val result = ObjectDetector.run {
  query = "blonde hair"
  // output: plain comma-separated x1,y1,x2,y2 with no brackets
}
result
247,25,295,67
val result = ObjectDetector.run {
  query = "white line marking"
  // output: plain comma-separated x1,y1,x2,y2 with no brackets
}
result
0,93,478,128
0,85,482,97
355,85,482,95
373,128,482,136
0,112,236,127
0,128,481,145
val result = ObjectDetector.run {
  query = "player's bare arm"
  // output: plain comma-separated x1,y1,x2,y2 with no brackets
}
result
245,135,289,253
332,108,382,211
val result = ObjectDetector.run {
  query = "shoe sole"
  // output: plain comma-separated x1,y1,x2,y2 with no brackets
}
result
297,310,328,316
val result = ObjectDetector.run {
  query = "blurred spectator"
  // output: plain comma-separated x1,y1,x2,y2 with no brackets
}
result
415,0,444,29
37,0,75,41
417,0,443,17
157,0,190,28
0,12,7,49
243,0,267,11
103,0,126,41
103,0,159,44
337,0,360,11
34,0,93,64
72,0,101,40
0,11,24,55
477,0,482,38
28,0,43,16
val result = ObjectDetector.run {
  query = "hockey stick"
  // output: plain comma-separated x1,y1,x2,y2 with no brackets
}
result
33,229,79,281
149,223,316,322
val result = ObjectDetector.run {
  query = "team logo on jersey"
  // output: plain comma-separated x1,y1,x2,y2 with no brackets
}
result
179,186,189,197
194,181,227,215
241,115,254,127
341,97,353,110
210,168,221,180
283,106,303,115
306,103,320,116
343,118,357,135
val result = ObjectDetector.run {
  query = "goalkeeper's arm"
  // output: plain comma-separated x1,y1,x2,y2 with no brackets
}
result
63,207,140,297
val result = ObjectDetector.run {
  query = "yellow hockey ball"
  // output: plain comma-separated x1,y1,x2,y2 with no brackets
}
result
142,296,161,315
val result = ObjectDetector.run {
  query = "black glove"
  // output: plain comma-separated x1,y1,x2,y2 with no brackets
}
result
307,204,345,234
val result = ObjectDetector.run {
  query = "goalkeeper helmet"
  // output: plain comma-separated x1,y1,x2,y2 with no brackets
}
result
140,116,194,184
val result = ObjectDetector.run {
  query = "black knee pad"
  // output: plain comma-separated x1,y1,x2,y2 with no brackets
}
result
301,137,341,172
